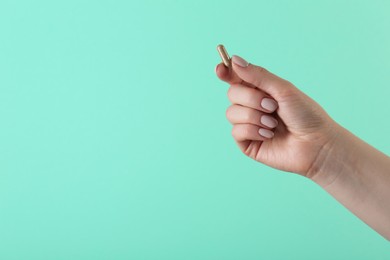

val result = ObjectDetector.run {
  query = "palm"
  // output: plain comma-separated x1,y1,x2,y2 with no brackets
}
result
244,131,323,176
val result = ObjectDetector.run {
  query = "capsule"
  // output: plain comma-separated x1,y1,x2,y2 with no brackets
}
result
217,44,231,67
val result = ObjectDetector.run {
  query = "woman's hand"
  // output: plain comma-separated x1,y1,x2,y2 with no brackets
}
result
216,55,340,178
216,54,390,240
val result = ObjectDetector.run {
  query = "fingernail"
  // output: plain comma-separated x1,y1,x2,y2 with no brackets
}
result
258,128,274,138
232,55,249,67
261,98,278,112
261,115,278,128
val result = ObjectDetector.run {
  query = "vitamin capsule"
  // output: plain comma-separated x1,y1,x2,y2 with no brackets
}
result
217,44,231,67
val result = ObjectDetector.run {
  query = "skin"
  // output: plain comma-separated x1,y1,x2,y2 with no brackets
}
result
216,55,390,241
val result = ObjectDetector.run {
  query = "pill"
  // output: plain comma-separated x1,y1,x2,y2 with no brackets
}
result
217,44,231,67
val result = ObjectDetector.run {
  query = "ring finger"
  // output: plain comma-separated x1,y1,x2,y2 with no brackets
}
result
226,104,278,129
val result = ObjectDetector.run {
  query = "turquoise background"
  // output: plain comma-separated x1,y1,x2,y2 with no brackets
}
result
0,0,389,259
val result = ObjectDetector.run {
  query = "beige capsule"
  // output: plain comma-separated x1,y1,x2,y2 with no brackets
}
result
217,44,231,67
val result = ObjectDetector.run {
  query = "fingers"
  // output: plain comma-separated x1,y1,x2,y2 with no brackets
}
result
216,55,285,145
232,124,275,141
226,105,278,129
227,84,278,113
230,55,293,97
226,83,279,142
215,63,242,85
227,105,277,140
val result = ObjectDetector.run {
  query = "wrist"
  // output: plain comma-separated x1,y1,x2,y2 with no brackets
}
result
307,123,390,241
307,124,358,188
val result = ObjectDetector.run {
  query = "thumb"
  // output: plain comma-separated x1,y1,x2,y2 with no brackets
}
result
215,63,243,85
231,55,291,97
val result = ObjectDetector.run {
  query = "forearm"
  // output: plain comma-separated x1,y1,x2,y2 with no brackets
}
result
310,125,390,240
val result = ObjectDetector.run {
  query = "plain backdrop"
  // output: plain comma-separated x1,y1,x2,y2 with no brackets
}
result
0,0,389,259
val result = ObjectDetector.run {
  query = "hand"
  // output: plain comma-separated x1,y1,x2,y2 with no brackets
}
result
216,55,340,178
216,55,390,240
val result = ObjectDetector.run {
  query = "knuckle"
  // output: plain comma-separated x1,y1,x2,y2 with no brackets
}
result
232,125,250,140
247,89,261,106
225,105,233,119
249,65,268,87
241,125,251,137
231,126,238,138
227,86,235,102
242,109,252,122
255,65,267,74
